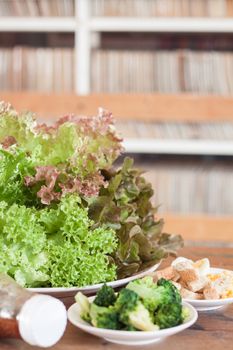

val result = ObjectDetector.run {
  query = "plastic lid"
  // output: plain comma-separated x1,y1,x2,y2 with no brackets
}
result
18,294,67,347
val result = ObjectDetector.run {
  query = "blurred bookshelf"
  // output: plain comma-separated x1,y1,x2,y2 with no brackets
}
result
1,0,233,94
0,0,233,217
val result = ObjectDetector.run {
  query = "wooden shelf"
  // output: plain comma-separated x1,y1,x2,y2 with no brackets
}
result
0,17,76,32
124,139,233,156
90,17,233,33
1,16,233,34
1,93,232,122
0,92,232,156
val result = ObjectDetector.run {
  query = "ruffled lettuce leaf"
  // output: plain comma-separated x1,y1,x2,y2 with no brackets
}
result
89,157,183,279
0,147,36,206
0,201,49,287
0,195,117,287
0,103,123,205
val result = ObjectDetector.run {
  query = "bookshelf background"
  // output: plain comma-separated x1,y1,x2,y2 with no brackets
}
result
0,0,233,219
1,0,233,94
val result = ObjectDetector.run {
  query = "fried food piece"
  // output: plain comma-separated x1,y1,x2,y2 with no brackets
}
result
203,285,220,300
155,266,180,281
187,276,209,292
180,287,203,300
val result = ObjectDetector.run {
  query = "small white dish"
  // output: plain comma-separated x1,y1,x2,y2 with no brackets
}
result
28,262,160,298
67,297,198,346
183,268,233,311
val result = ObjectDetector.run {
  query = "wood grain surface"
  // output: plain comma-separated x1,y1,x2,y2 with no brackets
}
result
162,214,233,244
1,246,233,350
1,92,233,122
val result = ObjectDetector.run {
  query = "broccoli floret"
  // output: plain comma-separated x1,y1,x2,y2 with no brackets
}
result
89,303,122,330
127,277,181,314
154,303,183,329
75,292,91,323
181,306,190,322
114,288,158,331
123,325,138,331
93,284,117,307
157,278,182,304
115,288,140,310
124,302,159,331
126,277,169,313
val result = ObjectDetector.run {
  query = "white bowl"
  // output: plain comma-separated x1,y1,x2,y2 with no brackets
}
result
67,297,198,346
183,267,233,311
28,262,160,298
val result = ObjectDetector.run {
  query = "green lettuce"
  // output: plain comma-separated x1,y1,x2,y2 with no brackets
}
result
0,103,123,205
0,147,38,206
0,195,117,287
0,102,183,286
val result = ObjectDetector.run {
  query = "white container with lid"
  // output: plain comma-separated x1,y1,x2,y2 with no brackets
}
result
0,273,67,347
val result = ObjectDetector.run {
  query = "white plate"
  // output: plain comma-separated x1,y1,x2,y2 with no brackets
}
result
28,262,160,297
184,267,233,311
67,297,198,346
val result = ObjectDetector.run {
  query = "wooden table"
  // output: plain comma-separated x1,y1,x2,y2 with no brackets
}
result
1,245,233,350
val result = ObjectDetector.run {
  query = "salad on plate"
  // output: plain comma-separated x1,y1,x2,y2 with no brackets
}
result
0,102,183,289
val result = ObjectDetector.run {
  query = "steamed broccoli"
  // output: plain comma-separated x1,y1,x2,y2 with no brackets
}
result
157,278,182,304
114,288,158,331
75,277,183,332
75,292,91,323
154,302,182,329
126,277,183,328
114,288,139,311
89,303,122,330
126,276,171,313
123,302,159,331
93,284,117,307
127,277,181,312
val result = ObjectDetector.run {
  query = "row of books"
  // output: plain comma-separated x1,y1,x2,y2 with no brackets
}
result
116,121,233,141
140,159,233,215
0,0,74,17
0,47,74,91
1,0,233,18
101,32,233,51
1,46,233,94
92,0,233,17
91,49,233,94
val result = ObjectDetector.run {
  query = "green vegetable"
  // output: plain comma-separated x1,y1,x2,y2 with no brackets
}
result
124,302,159,331
126,276,169,313
89,157,183,278
76,277,183,331
182,306,190,322
114,288,140,313
127,277,182,328
0,147,35,206
89,303,122,330
93,283,117,307
0,102,183,287
75,292,91,323
157,277,182,304
0,195,117,287
154,302,182,329
0,103,123,205
115,288,158,331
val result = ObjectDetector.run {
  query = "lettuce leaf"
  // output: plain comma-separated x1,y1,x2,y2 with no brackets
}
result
0,147,36,206
0,195,117,287
89,157,183,278
0,103,183,285
0,103,123,205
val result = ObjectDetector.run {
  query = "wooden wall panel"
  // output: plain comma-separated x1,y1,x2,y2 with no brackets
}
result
0,92,233,122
